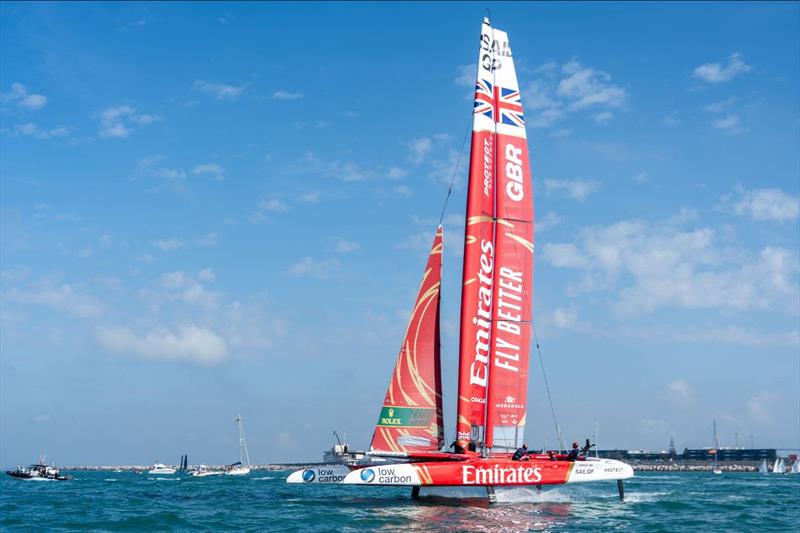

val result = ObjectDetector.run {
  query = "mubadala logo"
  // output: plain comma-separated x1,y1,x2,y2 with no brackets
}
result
302,469,316,482
360,469,376,483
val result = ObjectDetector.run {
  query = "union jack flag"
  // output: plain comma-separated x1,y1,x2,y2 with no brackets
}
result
473,79,525,127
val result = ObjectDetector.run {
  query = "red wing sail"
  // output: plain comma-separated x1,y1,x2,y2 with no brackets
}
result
370,227,444,452
483,23,534,451
455,19,498,450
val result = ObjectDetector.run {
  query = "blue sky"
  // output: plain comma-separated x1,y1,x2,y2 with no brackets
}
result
1,2,798,466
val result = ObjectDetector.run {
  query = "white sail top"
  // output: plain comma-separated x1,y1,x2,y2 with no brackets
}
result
473,18,526,139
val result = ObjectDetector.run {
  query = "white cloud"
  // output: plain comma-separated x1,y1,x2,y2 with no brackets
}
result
259,199,290,213
158,270,219,307
693,53,751,84
542,216,799,314
747,391,779,423
592,111,613,124
387,166,407,179
325,160,373,182
192,80,247,100
272,90,303,100
99,105,161,138
662,112,680,126
549,129,573,139
711,114,745,135
664,379,694,406
191,163,225,180
298,191,321,203
193,232,218,247
286,257,341,279
150,238,185,251
408,137,433,164
14,122,68,139
454,64,477,87
95,324,228,365
726,187,799,222
621,324,799,348
7,282,103,317
543,178,600,202
633,172,649,184
558,60,627,111
536,210,565,233
2,83,47,110
522,59,626,128
395,231,436,251
393,185,412,197
334,239,359,254
703,97,736,113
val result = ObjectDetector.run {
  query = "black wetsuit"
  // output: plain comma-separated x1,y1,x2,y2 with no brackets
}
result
567,448,580,461
512,447,528,461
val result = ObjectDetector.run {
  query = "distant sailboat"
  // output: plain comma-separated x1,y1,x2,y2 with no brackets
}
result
226,414,251,476
711,421,722,474
791,460,800,474
772,458,785,474
758,459,768,473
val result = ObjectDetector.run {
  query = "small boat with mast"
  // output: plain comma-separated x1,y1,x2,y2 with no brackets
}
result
225,414,251,476
288,16,634,502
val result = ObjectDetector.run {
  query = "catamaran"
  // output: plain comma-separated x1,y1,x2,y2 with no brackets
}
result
287,17,633,502
226,414,251,475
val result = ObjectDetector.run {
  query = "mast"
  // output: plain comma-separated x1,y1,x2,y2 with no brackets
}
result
454,18,500,452
482,17,534,451
237,414,251,466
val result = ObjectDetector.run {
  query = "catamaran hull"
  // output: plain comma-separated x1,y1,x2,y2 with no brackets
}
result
287,465,354,484
342,458,633,487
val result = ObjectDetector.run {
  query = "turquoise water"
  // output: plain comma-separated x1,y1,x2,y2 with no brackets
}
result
1,470,798,531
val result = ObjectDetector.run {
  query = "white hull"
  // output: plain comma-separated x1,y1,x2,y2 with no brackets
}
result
226,466,251,476
191,470,224,477
148,468,176,475
287,465,353,484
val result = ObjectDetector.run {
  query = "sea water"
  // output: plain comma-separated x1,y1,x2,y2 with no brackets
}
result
1,470,798,531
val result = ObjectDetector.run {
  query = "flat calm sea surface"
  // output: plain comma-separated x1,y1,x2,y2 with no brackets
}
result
1,470,798,531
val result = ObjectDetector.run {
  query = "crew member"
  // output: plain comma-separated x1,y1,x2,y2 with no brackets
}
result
512,443,530,461
567,441,580,461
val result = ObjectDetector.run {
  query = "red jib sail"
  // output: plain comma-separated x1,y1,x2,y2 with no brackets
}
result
483,21,533,451
370,227,444,453
455,19,499,450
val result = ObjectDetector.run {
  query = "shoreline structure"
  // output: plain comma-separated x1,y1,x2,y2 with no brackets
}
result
57,461,776,473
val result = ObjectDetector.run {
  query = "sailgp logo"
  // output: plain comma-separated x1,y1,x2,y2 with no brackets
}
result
302,469,315,482
360,469,375,483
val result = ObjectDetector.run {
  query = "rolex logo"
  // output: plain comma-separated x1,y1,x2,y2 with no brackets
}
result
388,408,394,417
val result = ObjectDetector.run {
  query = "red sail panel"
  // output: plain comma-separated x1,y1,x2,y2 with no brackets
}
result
455,19,499,450
483,22,534,451
370,227,444,453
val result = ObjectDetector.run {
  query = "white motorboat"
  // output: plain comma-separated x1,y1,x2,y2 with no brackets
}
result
190,465,224,477
148,463,176,475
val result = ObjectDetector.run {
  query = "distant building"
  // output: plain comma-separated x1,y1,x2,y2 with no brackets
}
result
595,448,777,462
682,448,776,461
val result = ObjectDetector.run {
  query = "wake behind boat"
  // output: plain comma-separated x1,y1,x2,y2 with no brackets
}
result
287,16,633,502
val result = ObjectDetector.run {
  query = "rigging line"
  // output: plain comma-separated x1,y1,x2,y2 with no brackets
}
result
438,116,472,226
532,321,564,451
